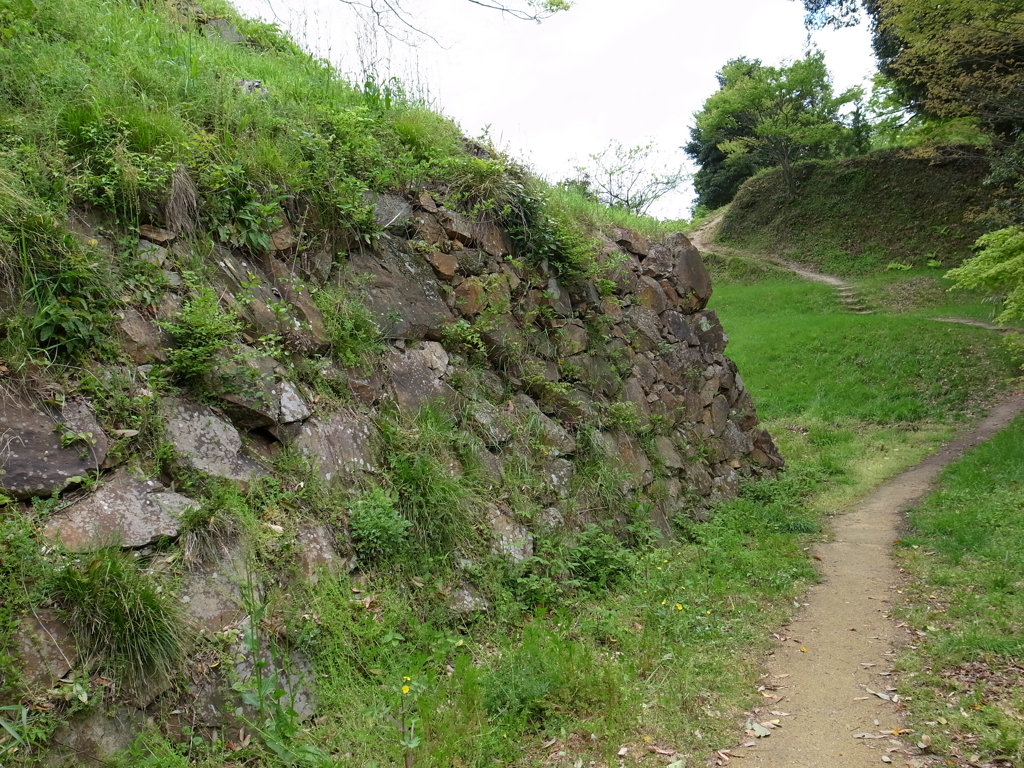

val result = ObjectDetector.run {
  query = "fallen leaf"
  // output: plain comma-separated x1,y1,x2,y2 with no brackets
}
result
647,746,675,756
748,721,772,738
864,686,891,701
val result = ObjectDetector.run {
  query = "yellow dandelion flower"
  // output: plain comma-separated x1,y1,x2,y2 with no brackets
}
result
401,685,411,695
675,604,683,611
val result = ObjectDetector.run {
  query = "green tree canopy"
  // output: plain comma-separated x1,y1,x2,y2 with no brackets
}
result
800,0,1024,135
689,52,860,201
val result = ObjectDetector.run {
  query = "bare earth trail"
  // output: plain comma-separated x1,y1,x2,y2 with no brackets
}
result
728,394,1024,768
686,217,1024,766
690,214,1000,325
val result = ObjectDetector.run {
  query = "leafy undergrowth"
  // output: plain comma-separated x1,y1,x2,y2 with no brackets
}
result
896,416,1024,766
96,277,1016,768
716,148,994,276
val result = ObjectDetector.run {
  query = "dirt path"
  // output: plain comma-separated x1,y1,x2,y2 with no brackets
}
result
721,393,1024,768
689,214,1013,326
688,216,1024,766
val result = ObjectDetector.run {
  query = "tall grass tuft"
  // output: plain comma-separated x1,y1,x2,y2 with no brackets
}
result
51,548,189,691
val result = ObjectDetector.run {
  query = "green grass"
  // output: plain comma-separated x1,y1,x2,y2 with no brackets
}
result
50,548,189,691
710,277,1015,424
896,416,1024,764
545,184,689,239
854,268,1006,322
717,149,994,275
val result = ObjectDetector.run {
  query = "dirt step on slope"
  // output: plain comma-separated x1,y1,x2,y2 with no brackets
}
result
689,216,873,316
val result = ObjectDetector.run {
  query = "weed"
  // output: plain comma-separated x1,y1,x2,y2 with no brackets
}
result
482,622,615,731
440,318,487,359
313,283,384,371
50,548,188,691
159,285,242,382
348,486,411,566
377,405,486,558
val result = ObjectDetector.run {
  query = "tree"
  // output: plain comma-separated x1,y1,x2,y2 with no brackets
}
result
339,0,570,41
571,141,687,216
685,58,766,209
946,226,1024,325
800,0,1024,135
690,52,860,198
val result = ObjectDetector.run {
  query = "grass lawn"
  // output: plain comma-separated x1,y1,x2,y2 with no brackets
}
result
897,416,1024,765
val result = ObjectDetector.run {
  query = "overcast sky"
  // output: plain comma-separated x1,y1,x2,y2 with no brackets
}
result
229,0,876,217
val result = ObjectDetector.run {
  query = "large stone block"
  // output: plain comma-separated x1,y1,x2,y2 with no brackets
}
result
386,342,456,412
0,393,110,500
161,398,261,483
291,410,376,485
43,469,197,551
347,241,454,341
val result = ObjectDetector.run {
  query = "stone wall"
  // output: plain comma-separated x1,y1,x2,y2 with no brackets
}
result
0,191,781,762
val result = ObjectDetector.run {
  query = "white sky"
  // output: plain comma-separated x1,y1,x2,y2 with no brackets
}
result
229,0,876,217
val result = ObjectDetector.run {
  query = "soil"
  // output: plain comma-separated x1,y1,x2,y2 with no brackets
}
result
723,393,1024,768
689,217,1024,766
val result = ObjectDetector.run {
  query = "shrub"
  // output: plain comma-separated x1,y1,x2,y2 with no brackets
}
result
482,623,608,728
159,286,242,382
566,526,635,590
50,548,188,690
348,486,411,565
313,284,384,371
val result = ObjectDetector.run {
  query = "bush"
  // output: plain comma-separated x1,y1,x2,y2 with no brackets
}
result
50,548,188,689
348,487,411,565
313,284,384,371
482,623,608,728
566,526,635,590
159,286,242,382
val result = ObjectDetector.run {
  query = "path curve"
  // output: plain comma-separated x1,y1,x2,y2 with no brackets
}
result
690,215,1024,766
720,392,1024,768
689,213,1014,328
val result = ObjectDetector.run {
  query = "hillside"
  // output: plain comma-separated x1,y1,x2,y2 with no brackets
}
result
0,1,791,765
715,148,995,275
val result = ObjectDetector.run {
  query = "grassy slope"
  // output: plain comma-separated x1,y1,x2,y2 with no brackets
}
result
707,273,1016,516
897,415,1024,764
716,148,994,276
0,2,1019,767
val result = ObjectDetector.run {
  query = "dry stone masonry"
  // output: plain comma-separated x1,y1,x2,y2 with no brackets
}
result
0,189,781,762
